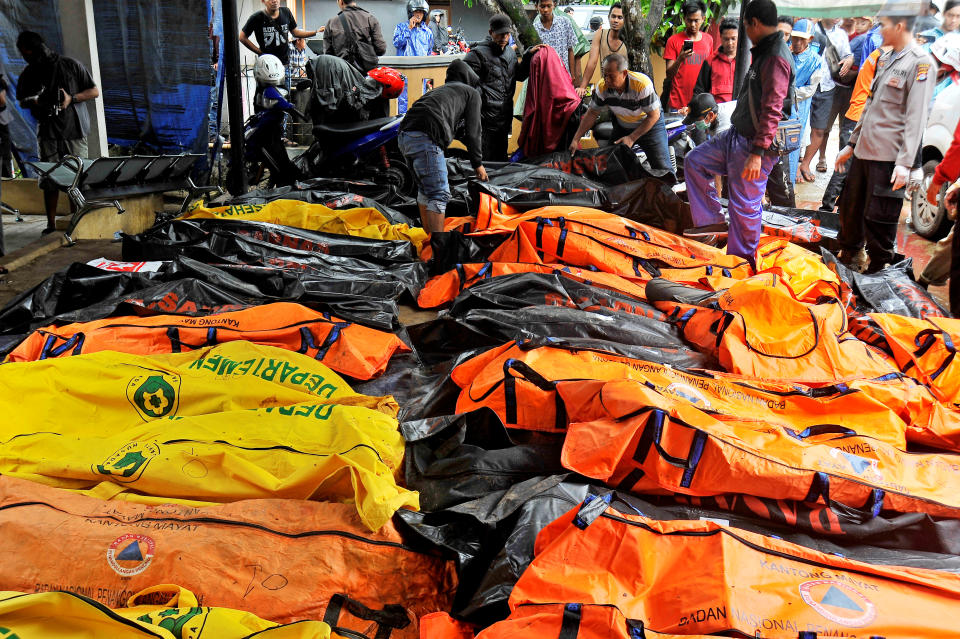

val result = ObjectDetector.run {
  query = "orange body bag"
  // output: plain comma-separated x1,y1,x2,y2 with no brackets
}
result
0,476,454,638
5,302,409,380
506,498,960,637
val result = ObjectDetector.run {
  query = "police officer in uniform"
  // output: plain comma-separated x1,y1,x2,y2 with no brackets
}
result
835,0,935,273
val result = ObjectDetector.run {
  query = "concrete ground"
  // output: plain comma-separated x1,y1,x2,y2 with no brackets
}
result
2,213,48,256
0,238,122,309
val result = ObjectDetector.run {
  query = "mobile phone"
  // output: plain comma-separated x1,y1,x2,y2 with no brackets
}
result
682,40,694,52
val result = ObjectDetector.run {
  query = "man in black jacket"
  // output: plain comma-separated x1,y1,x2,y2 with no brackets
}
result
464,15,537,161
399,60,488,236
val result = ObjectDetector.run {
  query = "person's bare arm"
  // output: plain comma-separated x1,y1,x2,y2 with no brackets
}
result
568,48,576,81
0,89,6,109
578,29,603,95
664,48,693,81
568,109,600,153
61,86,98,109
239,32,261,55
291,27,319,38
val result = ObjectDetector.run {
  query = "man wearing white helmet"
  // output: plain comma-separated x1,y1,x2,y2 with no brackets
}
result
835,0,935,273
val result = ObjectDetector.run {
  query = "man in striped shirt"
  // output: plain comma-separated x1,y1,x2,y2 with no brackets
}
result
567,53,672,173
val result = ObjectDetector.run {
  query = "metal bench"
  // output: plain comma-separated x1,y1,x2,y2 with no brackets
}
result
26,153,222,243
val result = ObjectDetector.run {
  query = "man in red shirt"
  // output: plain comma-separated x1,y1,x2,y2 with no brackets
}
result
663,0,714,111
692,17,737,103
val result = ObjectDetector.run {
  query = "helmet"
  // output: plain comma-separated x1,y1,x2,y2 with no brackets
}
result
368,66,406,99
406,0,429,19
931,33,960,70
253,54,285,87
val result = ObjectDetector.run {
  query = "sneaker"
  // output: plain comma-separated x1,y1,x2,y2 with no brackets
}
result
40,226,56,236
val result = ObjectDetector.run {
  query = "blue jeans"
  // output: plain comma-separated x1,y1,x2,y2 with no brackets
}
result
398,130,450,214
684,127,778,266
612,115,673,174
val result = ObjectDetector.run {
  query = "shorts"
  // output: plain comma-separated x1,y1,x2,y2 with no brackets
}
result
39,137,88,163
809,87,835,131
398,130,450,215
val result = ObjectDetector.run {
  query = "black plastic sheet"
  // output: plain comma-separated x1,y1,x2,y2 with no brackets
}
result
125,219,418,265
823,250,949,318
232,177,411,207
123,225,427,299
225,186,415,226
445,272,658,319
762,205,841,251
605,178,691,235
0,256,405,346
408,305,711,369
529,144,676,186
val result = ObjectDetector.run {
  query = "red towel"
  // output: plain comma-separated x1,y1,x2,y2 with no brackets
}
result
517,47,582,157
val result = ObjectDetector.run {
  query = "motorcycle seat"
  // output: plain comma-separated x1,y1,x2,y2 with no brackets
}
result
592,121,614,141
313,116,400,137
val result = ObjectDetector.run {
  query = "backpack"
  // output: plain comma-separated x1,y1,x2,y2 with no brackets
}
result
337,11,380,73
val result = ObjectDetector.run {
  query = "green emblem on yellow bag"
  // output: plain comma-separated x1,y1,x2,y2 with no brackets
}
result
95,441,161,482
127,373,180,421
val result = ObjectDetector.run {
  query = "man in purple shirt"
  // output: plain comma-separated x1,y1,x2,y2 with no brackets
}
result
682,0,795,266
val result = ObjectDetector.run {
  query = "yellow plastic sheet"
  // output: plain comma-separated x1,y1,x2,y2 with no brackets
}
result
180,200,428,254
0,343,415,530
0,587,332,638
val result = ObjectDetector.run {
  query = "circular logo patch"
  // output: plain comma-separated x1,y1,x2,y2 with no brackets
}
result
799,579,876,627
107,534,155,577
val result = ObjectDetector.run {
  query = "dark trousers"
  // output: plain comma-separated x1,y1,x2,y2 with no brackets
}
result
612,117,674,174
821,116,858,211
766,157,796,208
481,126,509,162
837,156,904,266
0,122,10,178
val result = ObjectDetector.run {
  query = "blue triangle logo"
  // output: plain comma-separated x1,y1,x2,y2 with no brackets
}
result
116,541,143,561
820,585,863,612
840,452,872,475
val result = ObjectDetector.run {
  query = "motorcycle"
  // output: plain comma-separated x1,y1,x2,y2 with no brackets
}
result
230,55,415,196
294,114,415,196
440,23,470,54
227,83,308,191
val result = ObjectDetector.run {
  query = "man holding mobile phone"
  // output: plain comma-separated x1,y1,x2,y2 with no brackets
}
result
664,0,713,111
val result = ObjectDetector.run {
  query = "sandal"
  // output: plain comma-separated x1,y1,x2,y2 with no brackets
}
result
798,168,816,183
816,159,828,173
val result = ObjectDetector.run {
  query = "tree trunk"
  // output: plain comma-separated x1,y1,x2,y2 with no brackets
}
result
479,0,539,48
622,0,665,78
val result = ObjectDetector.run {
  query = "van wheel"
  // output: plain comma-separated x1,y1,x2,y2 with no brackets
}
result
911,159,951,240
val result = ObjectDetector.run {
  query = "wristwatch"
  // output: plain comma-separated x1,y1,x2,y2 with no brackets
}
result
70,94,78,104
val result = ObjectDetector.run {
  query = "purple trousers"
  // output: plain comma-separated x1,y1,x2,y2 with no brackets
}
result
684,127,778,265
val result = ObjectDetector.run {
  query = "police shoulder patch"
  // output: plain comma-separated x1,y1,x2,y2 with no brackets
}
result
916,63,930,82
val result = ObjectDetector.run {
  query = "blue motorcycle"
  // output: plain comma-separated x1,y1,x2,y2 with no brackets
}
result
231,83,414,195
